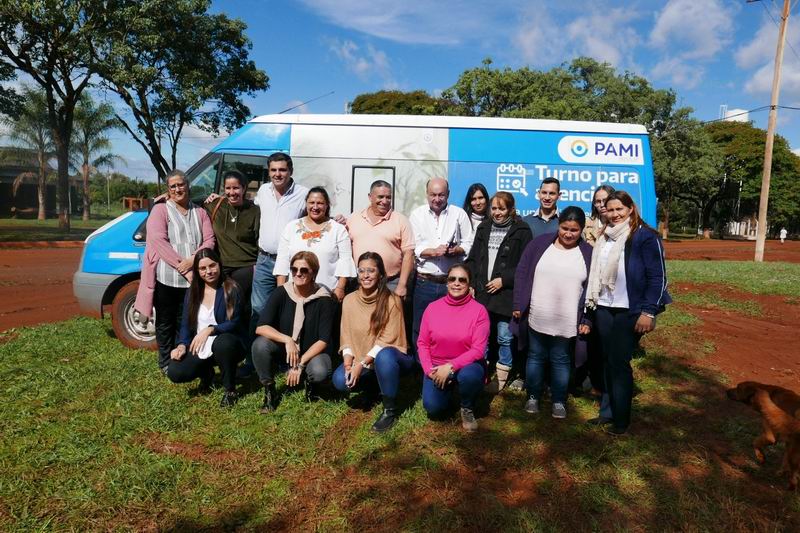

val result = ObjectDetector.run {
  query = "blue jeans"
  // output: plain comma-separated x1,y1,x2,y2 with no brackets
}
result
332,347,416,398
250,252,277,333
412,277,448,350
495,318,513,367
525,329,572,403
422,361,485,415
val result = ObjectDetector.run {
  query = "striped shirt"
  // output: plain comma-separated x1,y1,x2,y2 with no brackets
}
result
156,201,203,288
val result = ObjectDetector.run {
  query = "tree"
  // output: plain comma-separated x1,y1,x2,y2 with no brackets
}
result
0,1,107,230
96,0,268,182
706,121,800,234
0,61,21,118
1,87,55,220
72,93,121,221
350,90,442,115
651,109,724,238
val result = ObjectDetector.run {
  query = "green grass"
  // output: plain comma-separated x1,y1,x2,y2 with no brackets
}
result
0,217,115,242
1,279,800,530
668,260,800,297
672,290,763,317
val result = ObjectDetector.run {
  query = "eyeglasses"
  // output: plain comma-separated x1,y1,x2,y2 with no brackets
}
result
168,183,187,190
290,266,312,276
447,276,468,284
357,267,378,275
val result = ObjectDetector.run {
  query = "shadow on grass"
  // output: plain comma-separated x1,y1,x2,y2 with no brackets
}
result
261,349,800,531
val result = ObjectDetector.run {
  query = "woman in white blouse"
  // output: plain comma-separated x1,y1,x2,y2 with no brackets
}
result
273,187,356,301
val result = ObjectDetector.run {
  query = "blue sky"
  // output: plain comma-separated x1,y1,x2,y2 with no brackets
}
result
5,0,800,180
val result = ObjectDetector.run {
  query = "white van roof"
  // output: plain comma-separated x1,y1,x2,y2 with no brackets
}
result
250,113,648,135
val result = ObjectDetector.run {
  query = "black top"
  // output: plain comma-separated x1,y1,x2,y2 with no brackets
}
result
465,217,532,317
257,286,335,353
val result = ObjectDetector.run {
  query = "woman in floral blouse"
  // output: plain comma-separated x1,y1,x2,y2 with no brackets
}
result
273,186,356,301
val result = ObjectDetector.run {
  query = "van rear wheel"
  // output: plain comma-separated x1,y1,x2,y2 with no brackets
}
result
111,280,157,350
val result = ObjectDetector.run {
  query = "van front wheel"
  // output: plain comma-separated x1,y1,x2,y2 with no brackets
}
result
111,280,157,351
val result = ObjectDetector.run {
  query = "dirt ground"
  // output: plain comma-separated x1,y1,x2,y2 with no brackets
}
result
0,240,797,390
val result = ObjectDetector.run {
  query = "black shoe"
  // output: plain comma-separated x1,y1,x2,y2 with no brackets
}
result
305,381,317,402
260,383,277,414
371,396,398,433
220,390,238,408
605,425,628,436
198,366,214,393
587,416,613,426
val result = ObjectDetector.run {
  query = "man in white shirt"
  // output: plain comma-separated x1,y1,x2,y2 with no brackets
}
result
251,153,309,325
409,177,474,347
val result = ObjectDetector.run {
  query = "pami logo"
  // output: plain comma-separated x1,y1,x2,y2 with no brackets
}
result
558,135,644,165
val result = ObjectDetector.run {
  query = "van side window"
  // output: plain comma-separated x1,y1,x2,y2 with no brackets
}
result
187,153,221,202
220,154,268,200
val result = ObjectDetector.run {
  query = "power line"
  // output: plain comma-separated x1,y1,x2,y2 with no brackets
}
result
760,0,800,64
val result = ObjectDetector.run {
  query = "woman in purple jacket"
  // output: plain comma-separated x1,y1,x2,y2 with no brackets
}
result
584,191,671,435
512,207,593,420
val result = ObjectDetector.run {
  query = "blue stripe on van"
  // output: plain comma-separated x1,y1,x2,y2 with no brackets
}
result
213,123,292,153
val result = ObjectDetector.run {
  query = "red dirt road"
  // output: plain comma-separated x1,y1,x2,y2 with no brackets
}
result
0,247,83,333
664,238,800,262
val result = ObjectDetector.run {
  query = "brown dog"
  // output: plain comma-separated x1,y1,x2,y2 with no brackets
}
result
726,381,800,465
752,389,800,490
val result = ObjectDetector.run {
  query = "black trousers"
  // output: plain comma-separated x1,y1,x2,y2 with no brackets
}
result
154,282,187,370
251,336,332,385
166,333,245,391
225,265,254,333
595,306,641,430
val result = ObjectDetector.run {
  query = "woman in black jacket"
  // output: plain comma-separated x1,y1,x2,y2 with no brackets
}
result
466,192,532,392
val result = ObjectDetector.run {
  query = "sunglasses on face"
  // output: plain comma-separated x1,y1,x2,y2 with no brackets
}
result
447,276,468,284
290,266,312,276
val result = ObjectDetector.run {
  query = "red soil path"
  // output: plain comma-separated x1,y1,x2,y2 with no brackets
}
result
0,240,797,392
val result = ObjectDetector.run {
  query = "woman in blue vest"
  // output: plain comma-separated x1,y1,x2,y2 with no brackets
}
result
584,191,671,435
167,248,246,407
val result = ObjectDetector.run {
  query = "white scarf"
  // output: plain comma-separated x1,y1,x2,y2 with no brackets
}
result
283,282,330,341
585,219,631,310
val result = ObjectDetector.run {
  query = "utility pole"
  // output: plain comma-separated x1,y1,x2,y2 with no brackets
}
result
754,0,791,262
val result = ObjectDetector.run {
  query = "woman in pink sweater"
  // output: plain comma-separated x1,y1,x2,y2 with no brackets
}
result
417,263,490,432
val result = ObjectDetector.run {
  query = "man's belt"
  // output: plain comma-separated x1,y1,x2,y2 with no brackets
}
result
259,248,278,259
417,272,448,284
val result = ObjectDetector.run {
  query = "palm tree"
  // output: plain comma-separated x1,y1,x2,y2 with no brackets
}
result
72,94,121,220
1,87,54,220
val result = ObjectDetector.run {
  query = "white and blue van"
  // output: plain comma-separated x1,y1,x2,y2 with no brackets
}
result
73,113,655,349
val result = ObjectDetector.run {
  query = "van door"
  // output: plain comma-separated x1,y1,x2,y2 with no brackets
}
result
351,166,395,213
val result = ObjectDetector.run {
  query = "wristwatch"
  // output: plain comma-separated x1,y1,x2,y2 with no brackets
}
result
642,312,655,319
298,363,306,373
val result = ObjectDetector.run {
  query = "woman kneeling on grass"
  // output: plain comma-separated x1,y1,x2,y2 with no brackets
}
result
252,251,335,413
333,252,416,433
585,191,671,435
418,263,489,432
167,248,246,407
511,206,593,420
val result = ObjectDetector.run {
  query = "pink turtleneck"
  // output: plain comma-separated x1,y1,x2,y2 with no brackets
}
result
417,293,490,375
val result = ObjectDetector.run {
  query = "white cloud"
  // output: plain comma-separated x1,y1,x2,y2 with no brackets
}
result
514,6,641,69
735,17,800,102
793,147,800,157
648,0,736,88
327,38,398,88
298,0,513,45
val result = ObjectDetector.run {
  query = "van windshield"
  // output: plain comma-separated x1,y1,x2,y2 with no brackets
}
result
187,153,221,202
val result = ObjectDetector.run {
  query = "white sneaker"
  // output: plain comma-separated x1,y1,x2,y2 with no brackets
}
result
524,396,539,414
552,402,567,419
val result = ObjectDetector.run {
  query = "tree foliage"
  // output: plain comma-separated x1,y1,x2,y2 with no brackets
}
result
705,121,800,232
96,0,269,181
0,61,22,119
0,0,101,230
72,93,121,221
1,87,55,220
350,90,441,115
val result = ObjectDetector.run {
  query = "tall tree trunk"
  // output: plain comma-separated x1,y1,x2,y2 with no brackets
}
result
661,189,672,239
82,158,90,221
54,134,71,231
38,152,46,220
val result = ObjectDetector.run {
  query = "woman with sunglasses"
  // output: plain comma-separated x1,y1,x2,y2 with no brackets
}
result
273,186,356,301
465,191,531,392
418,263,489,432
333,252,415,432
166,248,245,406
511,207,593,420
251,251,335,412
583,185,615,246
584,191,671,435
136,169,215,374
